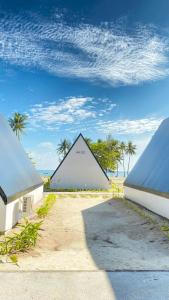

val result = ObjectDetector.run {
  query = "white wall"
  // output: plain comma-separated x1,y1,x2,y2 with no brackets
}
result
0,185,43,232
26,185,44,205
0,196,7,232
51,136,110,190
124,186,169,219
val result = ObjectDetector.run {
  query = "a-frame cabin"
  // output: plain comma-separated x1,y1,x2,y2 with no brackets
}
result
50,134,110,190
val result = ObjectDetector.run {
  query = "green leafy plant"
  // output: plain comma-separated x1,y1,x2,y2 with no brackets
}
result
36,194,56,218
0,219,43,256
44,178,50,189
9,254,19,266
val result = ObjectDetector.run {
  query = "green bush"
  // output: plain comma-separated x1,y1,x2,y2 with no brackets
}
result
44,178,50,190
0,219,42,255
36,194,56,218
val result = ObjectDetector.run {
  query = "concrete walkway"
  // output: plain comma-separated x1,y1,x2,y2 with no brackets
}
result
1,195,169,270
16,195,169,270
0,271,169,300
1,195,169,299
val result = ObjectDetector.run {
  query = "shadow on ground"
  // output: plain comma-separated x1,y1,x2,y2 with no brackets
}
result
82,197,169,298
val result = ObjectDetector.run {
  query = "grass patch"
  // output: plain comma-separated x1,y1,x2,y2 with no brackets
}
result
44,183,124,194
0,219,42,256
36,194,57,218
161,225,169,232
44,177,124,193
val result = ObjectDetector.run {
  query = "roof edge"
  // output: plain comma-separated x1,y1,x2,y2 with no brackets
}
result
0,186,7,204
1,182,43,205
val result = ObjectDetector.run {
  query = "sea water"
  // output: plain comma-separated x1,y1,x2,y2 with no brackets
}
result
37,170,125,178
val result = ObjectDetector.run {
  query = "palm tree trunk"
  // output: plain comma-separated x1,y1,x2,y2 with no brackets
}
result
116,163,119,177
122,152,125,177
127,155,131,175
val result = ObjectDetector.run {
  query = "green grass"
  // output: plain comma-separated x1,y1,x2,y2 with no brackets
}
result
36,194,57,218
161,225,169,232
44,182,124,194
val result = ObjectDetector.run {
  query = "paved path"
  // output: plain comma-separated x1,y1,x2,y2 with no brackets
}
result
1,195,169,270
0,271,169,300
1,195,169,299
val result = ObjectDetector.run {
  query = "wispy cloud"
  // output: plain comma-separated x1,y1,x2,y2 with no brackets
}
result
27,96,117,130
0,13,168,85
97,117,164,134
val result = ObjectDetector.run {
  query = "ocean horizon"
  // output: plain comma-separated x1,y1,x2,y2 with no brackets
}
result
37,170,126,178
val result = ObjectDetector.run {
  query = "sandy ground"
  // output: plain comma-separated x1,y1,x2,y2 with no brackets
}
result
1,194,169,270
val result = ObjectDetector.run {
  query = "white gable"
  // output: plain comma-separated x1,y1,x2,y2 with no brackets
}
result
50,134,110,190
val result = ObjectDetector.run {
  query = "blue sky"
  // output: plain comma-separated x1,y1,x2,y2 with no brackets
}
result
0,0,169,169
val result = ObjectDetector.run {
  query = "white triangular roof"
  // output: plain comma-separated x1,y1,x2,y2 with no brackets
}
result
125,118,169,197
0,114,43,204
51,134,110,190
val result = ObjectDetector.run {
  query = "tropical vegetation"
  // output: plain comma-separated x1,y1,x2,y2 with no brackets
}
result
125,141,137,175
57,136,137,176
0,219,42,256
9,112,28,140
36,194,57,218
57,139,72,158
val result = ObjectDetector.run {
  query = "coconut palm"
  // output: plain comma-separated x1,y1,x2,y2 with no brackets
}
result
113,141,122,177
116,155,122,177
9,112,28,140
85,137,92,145
97,139,102,143
126,141,136,174
120,142,126,177
57,139,72,158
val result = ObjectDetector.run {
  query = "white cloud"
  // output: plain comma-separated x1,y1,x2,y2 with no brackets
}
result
0,13,168,85
28,96,95,129
97,117,164,135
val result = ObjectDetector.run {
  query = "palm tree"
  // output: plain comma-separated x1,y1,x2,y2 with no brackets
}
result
9,112,27,140
126,141,136,174
116,155,122,177
120,142,126,177
85,137,92,145
57,139,72,158
97,139,102,143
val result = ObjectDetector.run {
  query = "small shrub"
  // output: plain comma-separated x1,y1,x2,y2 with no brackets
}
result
44,178,50,190
0,219,43,256
36,194,56,218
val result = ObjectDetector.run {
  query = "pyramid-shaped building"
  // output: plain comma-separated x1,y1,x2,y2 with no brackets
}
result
50,134,110,190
